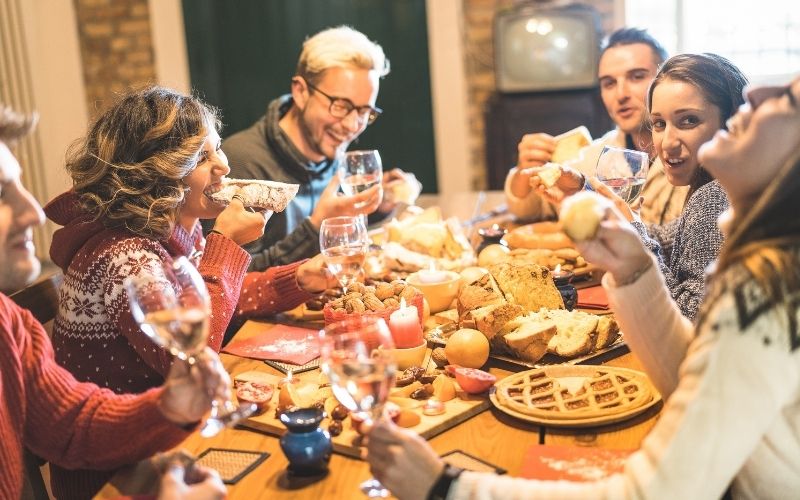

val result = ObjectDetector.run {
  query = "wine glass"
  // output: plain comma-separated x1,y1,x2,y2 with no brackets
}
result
319,316,397,498
125,256,256,437
595,145,650,203
319,215,368,293
339,149,383,226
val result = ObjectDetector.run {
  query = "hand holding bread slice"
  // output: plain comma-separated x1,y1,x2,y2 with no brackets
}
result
559,191,612,242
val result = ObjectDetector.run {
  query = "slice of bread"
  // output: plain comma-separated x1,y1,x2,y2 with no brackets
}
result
209,179,299,212
544,309,599,357
502,318,557,363
457,272,505,318
488,262,565,312
552,126,592,164
538,162,562,188
471,303,525,340
594,315,620,350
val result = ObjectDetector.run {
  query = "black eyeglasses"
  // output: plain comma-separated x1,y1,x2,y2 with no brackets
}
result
307,83,382,125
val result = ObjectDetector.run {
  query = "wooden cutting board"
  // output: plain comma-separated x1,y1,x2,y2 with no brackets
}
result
234,369,491,459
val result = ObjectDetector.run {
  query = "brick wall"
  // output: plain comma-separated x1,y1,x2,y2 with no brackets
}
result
463,0,616,189
73,0,156,116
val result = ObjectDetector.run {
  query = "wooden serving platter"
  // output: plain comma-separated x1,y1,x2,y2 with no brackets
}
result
234,369,491,459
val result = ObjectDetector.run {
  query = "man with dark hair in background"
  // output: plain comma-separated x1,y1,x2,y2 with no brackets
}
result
505,27,688,225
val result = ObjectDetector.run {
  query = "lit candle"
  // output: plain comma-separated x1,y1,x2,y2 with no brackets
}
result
388,297,423,348
552,264,574,286
417,261,448,284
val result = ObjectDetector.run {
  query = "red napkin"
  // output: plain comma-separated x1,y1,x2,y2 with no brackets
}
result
519,445,631,481
577,286,609,310
222,325,319,365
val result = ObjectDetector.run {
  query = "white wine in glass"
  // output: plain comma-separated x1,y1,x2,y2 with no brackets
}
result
319,216,368,293
319,316,397,498
595,145,650,203
339,149,383,196
125,256,256,437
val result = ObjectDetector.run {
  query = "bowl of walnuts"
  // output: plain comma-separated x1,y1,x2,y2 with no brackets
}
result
322,280,424,326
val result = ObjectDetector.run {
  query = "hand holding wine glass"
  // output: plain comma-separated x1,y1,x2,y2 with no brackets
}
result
595,146,650,203
340,149,384,226
319,316,397,497
319,216,368,293
125,256,256,437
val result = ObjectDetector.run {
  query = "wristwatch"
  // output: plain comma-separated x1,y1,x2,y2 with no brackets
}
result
427,464,464,500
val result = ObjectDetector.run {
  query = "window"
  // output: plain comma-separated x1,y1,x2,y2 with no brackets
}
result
626,0,800,83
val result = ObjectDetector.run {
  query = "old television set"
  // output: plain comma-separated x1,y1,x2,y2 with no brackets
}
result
494,2,602,93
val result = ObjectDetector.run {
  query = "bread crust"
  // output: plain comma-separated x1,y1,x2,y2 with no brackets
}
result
209,178,299,212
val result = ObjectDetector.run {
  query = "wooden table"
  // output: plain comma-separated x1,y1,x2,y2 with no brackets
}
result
97,318,660,499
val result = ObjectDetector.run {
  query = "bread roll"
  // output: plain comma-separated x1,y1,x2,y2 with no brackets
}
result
559,191,610,241
209,179,299,212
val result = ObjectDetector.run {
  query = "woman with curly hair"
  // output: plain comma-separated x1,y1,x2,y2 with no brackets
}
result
44,86,336,498
367,76,800,499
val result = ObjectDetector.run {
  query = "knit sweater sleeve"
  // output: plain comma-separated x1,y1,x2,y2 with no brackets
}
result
11,299,191,470
450,289,800,499
198,233,251,351
236,259,315,318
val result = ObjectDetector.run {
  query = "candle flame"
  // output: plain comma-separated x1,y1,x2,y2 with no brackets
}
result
554,264,562,273
286,370,293,382
428,260,437,273
399,297,407,309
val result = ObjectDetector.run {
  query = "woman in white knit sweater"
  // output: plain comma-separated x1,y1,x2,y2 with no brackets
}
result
366,76,800,499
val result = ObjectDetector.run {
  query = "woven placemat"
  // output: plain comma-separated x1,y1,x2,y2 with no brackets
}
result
195,448,270,484
264,357,320,374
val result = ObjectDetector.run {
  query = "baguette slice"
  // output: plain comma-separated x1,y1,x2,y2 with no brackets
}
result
209,179,299,212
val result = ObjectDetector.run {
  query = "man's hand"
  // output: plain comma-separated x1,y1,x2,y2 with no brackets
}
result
517,132,556,168
158,348,229,426
211,197,272,245
309,175,382,229
296,254,339,294
157,459,226,500
366,418,445,500
379,168,422,213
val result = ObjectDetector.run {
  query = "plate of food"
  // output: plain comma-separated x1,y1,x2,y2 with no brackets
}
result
490,365,661,427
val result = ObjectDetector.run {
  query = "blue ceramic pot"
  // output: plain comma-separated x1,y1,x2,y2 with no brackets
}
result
279,407,332,475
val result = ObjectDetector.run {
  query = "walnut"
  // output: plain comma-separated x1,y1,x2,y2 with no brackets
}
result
383,297,400,308
399,285,419,301
348,282,366,294
375,283,395,301
391,280,407,295
345,298,367,314
431,348,448,368
362,293,385,311
342,291,363,302
333,307,347,314
329,297,345,310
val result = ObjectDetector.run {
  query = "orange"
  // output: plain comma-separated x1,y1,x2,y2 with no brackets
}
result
445,328,490,368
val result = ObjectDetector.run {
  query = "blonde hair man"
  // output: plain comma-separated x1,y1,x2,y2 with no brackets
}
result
222,26,417,271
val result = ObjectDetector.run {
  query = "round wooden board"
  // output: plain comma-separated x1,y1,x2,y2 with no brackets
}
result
490,365,661,428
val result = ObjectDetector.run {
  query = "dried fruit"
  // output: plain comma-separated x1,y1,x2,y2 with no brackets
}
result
328,420,343,436
331,404,349,421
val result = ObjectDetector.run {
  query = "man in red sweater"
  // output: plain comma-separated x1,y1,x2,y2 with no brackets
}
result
0,107,227,498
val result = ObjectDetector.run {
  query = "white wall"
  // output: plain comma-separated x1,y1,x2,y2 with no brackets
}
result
149,0,191,93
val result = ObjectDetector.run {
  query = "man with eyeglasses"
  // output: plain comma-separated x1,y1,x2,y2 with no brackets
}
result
221,26,420,271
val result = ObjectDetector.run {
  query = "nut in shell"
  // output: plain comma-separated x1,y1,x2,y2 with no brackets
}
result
362,293,385,311
375,283,395,301
431,348,448,368
344,298,366,314
399,285,419,301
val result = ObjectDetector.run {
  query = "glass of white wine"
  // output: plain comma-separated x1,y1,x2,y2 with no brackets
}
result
595,145,650,203
319,316,397,498
339,149,383,226
319,215,368,293
125,256,255,437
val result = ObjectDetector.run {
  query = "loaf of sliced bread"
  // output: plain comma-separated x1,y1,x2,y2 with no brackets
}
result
471,303,525,340
488,262,564,311
457,272,505,318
